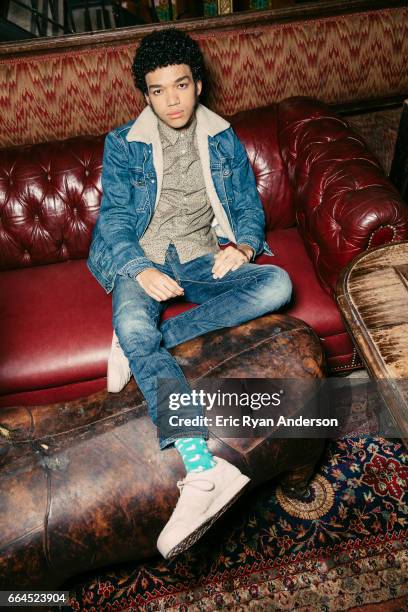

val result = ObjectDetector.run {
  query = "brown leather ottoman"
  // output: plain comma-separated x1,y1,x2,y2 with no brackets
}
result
0,314,325,590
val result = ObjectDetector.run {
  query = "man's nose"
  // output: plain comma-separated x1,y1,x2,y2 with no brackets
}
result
166,89,180,106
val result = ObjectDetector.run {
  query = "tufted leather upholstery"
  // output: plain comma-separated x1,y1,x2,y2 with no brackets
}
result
277,98,407,293
1,97,407,406
0,136,104,271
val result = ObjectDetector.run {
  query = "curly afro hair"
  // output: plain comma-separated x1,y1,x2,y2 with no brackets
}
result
132,28,205,95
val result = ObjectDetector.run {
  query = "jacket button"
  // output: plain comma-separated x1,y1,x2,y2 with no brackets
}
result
151,179,155,183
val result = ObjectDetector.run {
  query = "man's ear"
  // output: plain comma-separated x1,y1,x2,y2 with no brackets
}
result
196,80,202,97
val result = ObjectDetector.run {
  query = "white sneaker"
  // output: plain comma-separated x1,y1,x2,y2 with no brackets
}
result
157,457,250,559
107,331,132,393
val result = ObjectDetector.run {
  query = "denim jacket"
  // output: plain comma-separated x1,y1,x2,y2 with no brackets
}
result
87,103,272,293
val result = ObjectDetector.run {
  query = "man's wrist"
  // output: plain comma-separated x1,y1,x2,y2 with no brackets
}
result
237,244,254,262
133,266,155,281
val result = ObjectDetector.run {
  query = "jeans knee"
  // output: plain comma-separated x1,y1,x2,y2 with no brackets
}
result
277,267,292,305
256,266,292,311
114,314,161,357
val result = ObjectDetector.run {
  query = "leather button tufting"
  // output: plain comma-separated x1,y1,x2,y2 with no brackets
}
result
85,170,89,177
47,174,51,181
34,215,39,221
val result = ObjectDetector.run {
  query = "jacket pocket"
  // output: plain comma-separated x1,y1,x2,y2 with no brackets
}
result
130,170,149,211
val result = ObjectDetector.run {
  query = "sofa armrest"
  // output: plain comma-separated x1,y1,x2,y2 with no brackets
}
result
278,96,408,295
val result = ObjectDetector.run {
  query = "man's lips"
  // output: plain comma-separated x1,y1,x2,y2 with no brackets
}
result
168,111,183,118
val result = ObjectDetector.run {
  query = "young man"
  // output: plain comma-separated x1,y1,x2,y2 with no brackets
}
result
87,29,292,559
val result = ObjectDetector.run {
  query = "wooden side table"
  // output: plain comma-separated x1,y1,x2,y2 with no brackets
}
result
336,242,408,445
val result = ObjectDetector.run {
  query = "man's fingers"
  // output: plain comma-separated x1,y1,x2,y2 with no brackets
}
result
162,286,183,299
212,248,246,276
213,262,233,279
152,285,175,300
136,269,183,299
213,262,230,277
158,272,184,295
152,279,184,300
145,288,164,301
140,282,183,302
150,287,169,301
162,277,184,296
212,258,246,278
213,254,247,278
212,253,232,274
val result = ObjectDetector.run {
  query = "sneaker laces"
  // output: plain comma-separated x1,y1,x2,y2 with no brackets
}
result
177,477,215,492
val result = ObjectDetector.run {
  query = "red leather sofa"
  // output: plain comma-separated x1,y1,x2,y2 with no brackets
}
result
1,96,407,408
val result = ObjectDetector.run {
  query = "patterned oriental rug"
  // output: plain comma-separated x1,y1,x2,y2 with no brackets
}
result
66,436,408,611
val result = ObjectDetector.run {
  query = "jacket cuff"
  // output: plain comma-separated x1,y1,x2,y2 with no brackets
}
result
118,257,154,279
236,235,262,257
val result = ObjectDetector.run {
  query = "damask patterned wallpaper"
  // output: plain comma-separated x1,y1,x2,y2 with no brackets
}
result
0,6,406,146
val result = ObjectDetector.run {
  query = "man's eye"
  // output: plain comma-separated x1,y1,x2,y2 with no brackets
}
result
178,83,188,89
153,89,161,95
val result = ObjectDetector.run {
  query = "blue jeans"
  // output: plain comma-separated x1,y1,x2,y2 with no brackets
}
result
112,244,292,449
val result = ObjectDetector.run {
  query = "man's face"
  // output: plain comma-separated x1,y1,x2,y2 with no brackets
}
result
144,64,202,129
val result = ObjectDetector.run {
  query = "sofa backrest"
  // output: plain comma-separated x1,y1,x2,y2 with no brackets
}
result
0,105,294,271
0,136,104,271
230,106,295,230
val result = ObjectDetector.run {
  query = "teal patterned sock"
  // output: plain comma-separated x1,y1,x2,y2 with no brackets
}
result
174,438,216,473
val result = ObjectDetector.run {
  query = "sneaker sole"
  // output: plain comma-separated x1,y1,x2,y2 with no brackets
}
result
107,379,130,393
163,473,250,559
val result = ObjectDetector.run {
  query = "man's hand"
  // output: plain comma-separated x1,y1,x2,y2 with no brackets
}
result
136,268,184,301
212,245,254,279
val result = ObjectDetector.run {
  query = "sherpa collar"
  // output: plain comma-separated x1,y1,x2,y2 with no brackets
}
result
126,103,230,143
